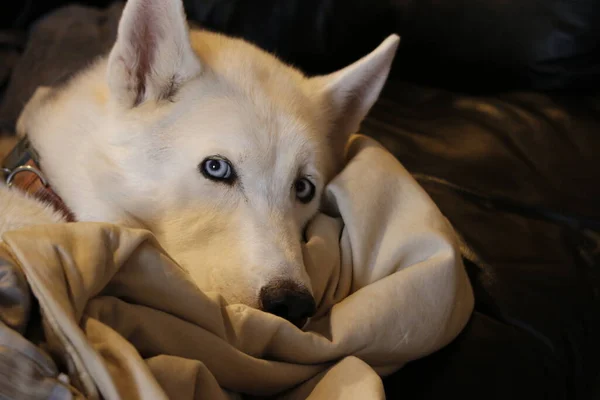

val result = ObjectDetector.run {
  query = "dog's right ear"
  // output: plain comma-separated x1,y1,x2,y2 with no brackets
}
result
107,0,201,108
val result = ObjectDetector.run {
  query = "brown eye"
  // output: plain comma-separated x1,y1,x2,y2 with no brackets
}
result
294,178,315,203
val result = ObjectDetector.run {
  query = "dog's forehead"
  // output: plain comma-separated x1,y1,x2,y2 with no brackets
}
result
203,92,323,172
169,30,333,179
190,29,319,122
184,43,326,156
245,113,319,172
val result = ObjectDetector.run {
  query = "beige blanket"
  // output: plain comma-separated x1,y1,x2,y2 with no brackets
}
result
0,135,474,399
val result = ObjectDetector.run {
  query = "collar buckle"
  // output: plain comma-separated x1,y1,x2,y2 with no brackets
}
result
5,164,49,187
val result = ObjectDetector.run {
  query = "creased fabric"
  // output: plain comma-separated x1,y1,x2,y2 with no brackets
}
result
0,251,82,400
0,135,474,399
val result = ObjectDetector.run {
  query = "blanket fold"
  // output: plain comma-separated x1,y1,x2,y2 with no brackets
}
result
1,135,474,399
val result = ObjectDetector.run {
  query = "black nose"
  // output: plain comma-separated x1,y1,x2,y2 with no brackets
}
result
259,281,316,328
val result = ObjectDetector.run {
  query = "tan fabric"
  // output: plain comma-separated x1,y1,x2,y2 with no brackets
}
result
0,135,474,399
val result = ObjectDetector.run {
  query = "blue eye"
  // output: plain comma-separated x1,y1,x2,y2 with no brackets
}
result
294,178,315,203
200,156,235,183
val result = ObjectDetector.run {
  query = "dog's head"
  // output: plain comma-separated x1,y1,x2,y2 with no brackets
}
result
65,0,398,326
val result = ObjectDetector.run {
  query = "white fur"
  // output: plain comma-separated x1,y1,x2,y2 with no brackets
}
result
0,184,65,234
7,0,399,308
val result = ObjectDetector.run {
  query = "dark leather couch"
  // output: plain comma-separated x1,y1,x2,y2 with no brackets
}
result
1,1,599,399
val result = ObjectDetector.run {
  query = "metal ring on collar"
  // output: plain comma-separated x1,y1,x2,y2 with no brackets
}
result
5,165,48,187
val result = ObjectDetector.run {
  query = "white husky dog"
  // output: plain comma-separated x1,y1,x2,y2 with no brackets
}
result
1,0,399,326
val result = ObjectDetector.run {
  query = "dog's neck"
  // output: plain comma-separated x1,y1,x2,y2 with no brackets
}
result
20,59,143,227
2,137,76,222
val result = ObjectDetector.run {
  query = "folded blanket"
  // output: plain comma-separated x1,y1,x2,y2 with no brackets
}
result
0,135,474,399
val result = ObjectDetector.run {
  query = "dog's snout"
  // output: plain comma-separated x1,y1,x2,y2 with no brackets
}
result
259,281,316,328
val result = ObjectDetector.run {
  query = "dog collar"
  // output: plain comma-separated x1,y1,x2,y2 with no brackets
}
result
2,136,77,222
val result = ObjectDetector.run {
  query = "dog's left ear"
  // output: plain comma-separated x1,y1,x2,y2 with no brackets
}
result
310,34,400,165
107,0,202,108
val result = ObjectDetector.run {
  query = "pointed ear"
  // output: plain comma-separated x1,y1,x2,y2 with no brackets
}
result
310,34,400,166
107,0,201,107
